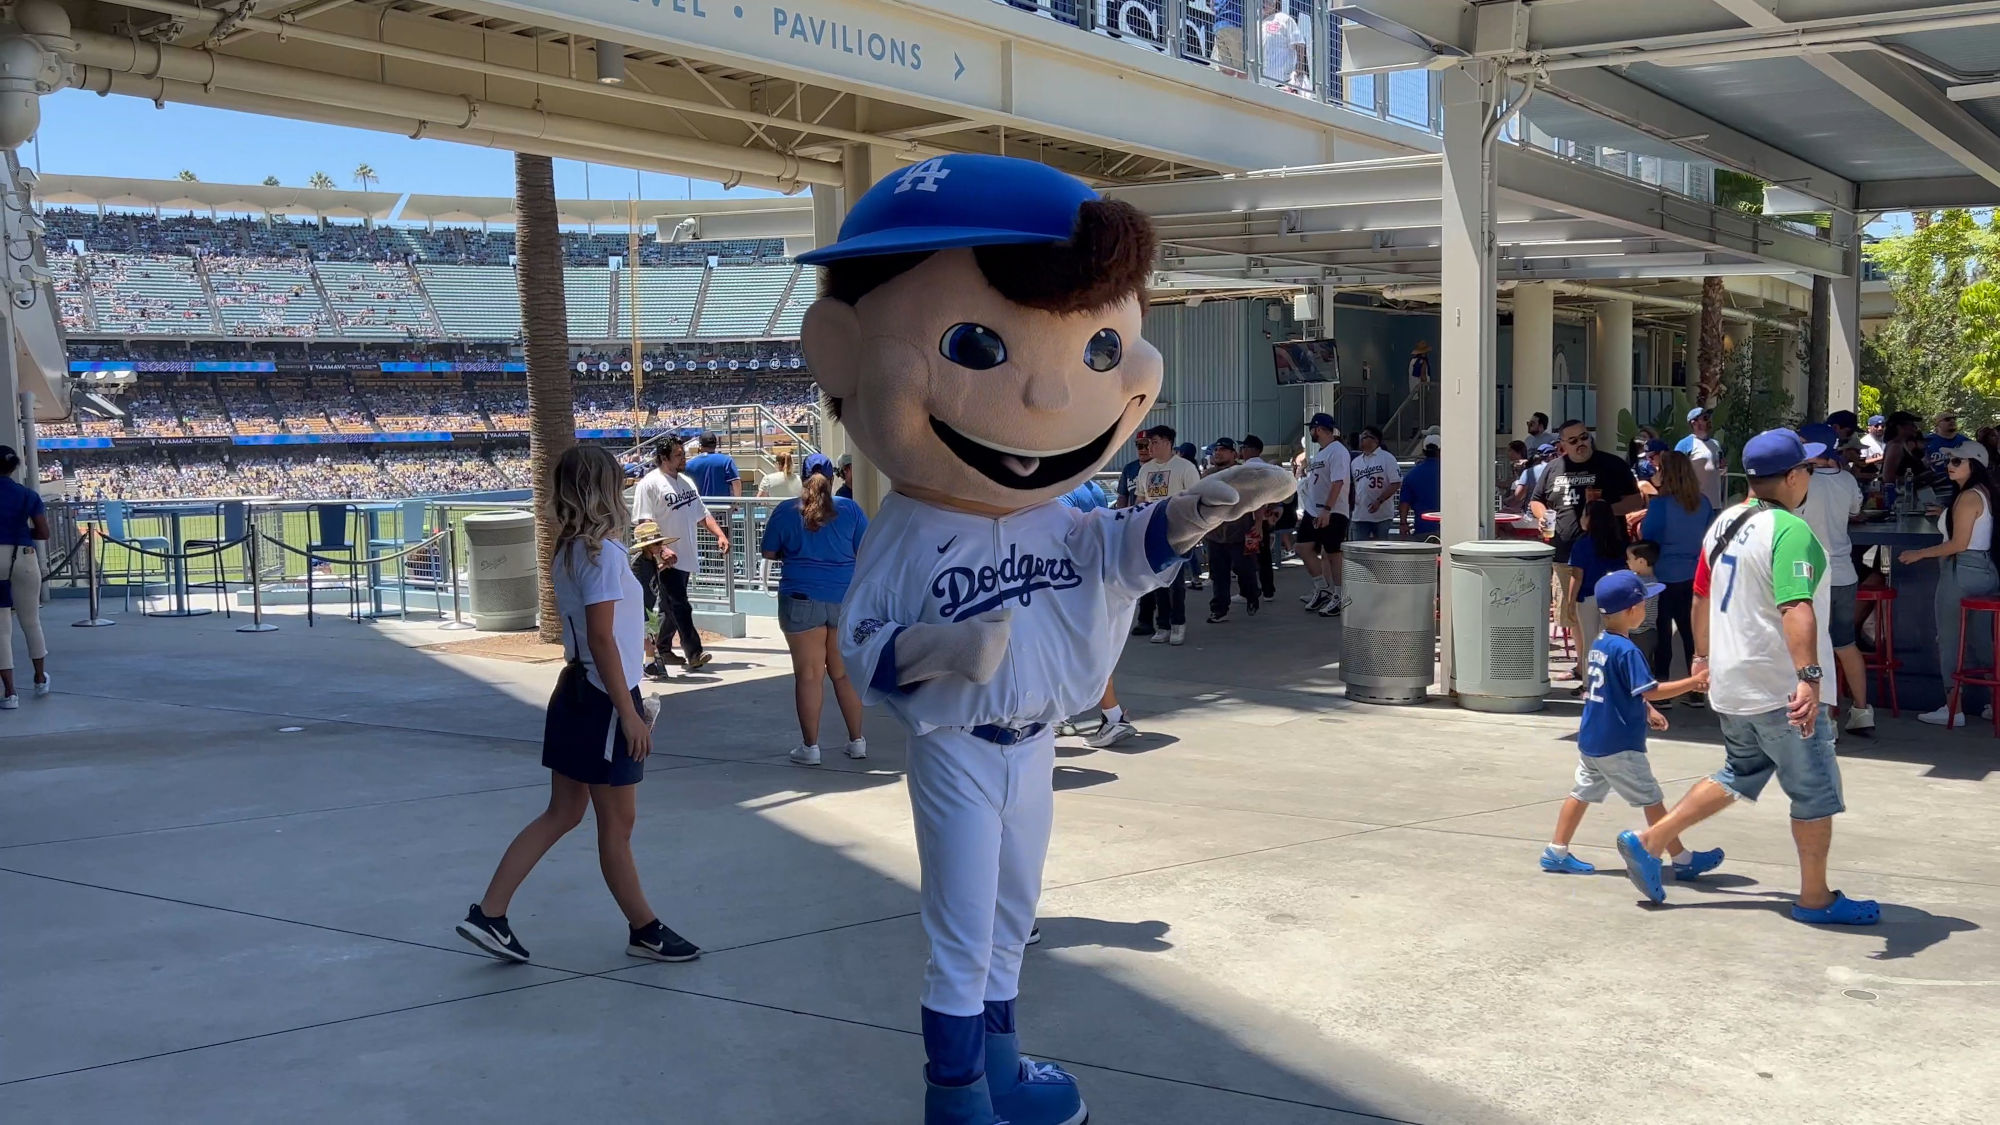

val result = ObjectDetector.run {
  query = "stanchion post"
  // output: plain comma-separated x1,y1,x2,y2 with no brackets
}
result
237,532,279,632
72,528,115,628
439,524,474,630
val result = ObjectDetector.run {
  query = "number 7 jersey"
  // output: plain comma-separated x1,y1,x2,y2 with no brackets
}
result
1694,500,1836,716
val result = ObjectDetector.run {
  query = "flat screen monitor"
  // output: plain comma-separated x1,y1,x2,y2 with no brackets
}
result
1273,338,1340,386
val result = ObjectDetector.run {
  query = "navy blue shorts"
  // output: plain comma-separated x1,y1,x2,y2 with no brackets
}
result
542,663,646,787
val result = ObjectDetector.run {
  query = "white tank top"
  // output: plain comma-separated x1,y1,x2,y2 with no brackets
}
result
1939,487,1993,551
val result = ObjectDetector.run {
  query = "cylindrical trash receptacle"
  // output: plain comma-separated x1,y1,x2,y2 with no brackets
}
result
1341,541,1442,705
1449,540,1555,713
461,511,538,632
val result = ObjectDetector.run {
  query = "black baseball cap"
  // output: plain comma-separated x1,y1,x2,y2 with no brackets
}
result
1212,437,1237,451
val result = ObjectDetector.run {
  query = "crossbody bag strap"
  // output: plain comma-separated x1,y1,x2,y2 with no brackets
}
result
1706,504,1771,570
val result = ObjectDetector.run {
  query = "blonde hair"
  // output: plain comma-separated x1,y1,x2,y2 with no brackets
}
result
773,448,793,475
1656,450,1702,513
551,444,628,565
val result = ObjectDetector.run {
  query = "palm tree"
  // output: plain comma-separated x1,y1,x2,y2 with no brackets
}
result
1697,276,1726,408
353,163,378,192
513,152,573,642
176,169,197,181
308,171,334,190
262,175,280,187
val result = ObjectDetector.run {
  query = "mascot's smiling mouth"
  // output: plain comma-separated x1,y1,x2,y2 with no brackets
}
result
930,410,1128,491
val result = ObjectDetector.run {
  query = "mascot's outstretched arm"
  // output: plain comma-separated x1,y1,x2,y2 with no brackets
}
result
1164,460,1295,554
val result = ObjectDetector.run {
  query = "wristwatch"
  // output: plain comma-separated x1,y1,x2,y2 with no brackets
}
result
1797,664,1824,684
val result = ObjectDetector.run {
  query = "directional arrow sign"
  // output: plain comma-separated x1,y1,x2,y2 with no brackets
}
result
954,52,965,81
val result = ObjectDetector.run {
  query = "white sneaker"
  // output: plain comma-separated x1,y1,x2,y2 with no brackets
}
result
1150,629,1169,644
0,695,16,710
1169,624,1186,646
32,675,49,698
1843,705,1875,735
1917,706,1965,728
788,744,822,766
1986,705,1995,722
1085,719,1137,748
844,738,868,760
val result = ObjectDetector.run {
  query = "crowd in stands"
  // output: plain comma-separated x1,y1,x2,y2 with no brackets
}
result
53,448,539,502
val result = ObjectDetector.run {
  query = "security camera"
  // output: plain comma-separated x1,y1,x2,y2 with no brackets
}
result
18,211,45,236
14,167,36,188
20,261,53,283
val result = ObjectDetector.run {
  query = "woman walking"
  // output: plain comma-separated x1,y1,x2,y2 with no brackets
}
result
0,446,50,709
760,452,869,766
756,448,802,499
1639,451,1716,700
455,444,698,964
1903,445,1998,727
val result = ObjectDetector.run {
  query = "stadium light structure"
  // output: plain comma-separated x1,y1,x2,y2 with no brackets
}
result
595,41,626,86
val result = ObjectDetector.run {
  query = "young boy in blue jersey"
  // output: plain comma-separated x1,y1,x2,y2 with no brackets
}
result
1540,571,1726,878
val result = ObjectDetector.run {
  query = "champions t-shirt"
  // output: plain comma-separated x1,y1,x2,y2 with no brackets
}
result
1532,450,1637,560
1578,632,1658,757
1695,501,1837,715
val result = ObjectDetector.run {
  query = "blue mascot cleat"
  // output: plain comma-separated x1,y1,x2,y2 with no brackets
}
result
986,1032,1086,1125
927,1070,1009,1125
1672,847,1726,881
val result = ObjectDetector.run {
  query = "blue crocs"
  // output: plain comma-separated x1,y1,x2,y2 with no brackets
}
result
1616,830,1665,903
986,1033,1086,1125
1539,846,1596,874
1792,891,1880,926
1672,848,1726,881
927,1072,1009,1125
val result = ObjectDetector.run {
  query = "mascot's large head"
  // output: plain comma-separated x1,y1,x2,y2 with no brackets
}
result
799,155,1161,511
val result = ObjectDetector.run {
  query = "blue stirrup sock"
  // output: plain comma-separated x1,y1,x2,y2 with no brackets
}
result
982,998,1015,1035
922,1007,986,1087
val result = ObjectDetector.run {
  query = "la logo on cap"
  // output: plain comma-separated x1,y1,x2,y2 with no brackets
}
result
896,158,951,194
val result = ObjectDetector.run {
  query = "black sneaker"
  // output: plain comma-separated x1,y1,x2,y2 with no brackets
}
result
643,660,669,680
1025,925,1042,946
1318,596,1345,618
456,904,530,963
1130,623,1153,637
1304,590,1331,612
1206,610,1228,624
1247,601,1260,617
628,919,701,962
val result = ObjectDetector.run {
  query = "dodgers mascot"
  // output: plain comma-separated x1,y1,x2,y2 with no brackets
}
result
798,154,1293,1125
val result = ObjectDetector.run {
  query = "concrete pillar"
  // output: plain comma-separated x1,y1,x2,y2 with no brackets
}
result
821,144,898,516
1828,211,1862,413
1593,298,1633,443
1510,281,1555,440
1436,59,1500,691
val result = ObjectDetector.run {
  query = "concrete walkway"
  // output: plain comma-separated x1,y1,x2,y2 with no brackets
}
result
2,575,1995,1123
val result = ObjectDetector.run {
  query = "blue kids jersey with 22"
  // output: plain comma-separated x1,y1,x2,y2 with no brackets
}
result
1578,632,1659,757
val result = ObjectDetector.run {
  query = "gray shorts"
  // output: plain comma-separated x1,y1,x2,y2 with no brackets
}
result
1571,751,1665,807
777,593,841,634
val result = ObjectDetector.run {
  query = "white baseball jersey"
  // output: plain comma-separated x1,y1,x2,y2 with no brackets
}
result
1302,442,1352,518
842,492,1180,735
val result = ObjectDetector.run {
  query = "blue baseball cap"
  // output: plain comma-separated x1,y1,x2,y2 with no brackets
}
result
1308,412,1338,431
1535,442,1558,456
1868,414,1885,426
1826,410,1859,429
1742,428,1826,477
795,154,1098,265
1596,570,1665,616
1686,405,1713,422
1644,439,1668,453
802,451,836,480
1798,422,1839,451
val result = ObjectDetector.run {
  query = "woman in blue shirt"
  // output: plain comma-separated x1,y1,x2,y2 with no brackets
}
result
0,446,50,709
761,452,870,766
1637,451,1716,692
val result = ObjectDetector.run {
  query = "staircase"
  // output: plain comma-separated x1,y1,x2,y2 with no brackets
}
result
306,262,339,332
192,255,226,334
686,264,714,337
405,260,449,338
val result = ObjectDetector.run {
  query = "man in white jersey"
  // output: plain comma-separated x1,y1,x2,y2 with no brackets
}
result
1297,412,1351,616
1675,406,1727,507
1617,430,1877,925
799,154,1294,1125
630,436,727,670
1796,423,1872,735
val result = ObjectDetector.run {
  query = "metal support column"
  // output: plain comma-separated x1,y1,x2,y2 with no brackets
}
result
1594,297,1633,441
833,143,895,517
1437,58,1501,692
1827,211,1862,414
1510,281,1555,439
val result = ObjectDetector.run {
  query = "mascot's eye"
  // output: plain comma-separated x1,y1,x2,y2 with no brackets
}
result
1083,328,1123,372
940,323,1007,370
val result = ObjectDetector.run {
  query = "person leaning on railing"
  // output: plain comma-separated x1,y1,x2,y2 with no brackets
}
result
0,445,51,709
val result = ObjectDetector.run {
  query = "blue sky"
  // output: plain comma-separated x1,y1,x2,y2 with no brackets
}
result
34,90,781,203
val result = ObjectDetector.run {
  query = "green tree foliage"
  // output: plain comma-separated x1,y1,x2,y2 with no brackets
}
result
1863,209,1989,423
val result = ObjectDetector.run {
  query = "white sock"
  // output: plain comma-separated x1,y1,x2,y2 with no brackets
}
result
1102,705,1125,726
1312,576,1328,592
1547,843,1570,857
1671,849,1692,865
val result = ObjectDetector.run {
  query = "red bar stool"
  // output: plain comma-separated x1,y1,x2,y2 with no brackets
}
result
1948,593,2000,734
1855,586,1900,718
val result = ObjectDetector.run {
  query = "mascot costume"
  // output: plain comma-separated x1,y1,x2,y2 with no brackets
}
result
798,154,1292,1125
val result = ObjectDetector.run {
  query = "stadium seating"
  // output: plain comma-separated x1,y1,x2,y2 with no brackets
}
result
696,263,797,338
626,266,702,338
417,264,522,338
563,268,614,338
770,269,817,337
206,257,332,337
87,253,213,334
316,261,441,339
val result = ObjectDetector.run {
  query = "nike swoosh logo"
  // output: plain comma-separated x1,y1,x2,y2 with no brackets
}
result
938,536,957,554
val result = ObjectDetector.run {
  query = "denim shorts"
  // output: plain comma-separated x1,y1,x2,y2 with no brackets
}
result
1571,751,1664,807
1713,706,1845,820
1349,518,1394,541
777,592,841,634
1827,582,1858,649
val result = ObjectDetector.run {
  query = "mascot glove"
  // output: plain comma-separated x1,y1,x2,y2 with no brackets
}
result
1165,461,1297,554
894,611,1013,687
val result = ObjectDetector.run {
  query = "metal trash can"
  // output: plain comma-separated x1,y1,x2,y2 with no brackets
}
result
1448,540,1555,713
1340,541,1441,705
461,511,538,632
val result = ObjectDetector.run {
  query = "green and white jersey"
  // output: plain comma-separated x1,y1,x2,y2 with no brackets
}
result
1694,500,1836,716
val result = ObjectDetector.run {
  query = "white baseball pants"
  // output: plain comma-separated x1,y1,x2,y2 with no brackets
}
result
907,726,1056,1018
